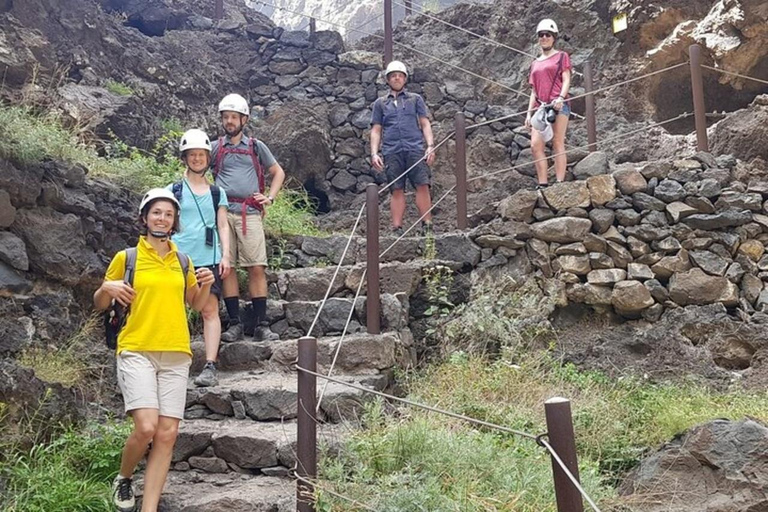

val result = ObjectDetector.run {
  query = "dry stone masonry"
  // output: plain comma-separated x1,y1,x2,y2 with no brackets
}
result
474,151,768,321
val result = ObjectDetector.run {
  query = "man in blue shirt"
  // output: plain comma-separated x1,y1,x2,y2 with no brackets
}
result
370,60,436,236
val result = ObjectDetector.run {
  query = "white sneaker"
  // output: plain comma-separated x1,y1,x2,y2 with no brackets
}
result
112,475,135,512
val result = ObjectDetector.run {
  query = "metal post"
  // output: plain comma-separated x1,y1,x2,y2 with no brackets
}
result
544,397,584,512
384,0,393,65
689,44,709,152
405,0,412,16
309,18,316,40
296,337,318,512
214,0,223,20
584,62,597,152
365,184,381,334
454,112,467,230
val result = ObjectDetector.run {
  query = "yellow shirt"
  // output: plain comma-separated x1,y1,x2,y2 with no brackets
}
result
105,236,197,356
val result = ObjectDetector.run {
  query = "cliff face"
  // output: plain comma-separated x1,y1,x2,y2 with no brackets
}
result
246,0,492,42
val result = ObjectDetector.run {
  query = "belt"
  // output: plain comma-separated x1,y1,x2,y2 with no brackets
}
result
229,197,262,235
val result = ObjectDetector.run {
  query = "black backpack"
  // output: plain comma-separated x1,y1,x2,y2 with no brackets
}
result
104,247,190,349
171,181,221,217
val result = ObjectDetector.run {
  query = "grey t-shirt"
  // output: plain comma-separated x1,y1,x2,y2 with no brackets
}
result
211,135,277,215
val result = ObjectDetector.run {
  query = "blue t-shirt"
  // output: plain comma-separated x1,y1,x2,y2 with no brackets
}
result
166,181,229,267
370,90,429,156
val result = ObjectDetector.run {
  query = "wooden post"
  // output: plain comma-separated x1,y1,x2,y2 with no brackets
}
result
214,0,223,20
584,62,597,152
405,0,412,16
689,44,709,152
309,18,316,40
366,184,381,334
384,0,393,65
296,337,317,512
455,112,467,230
545,397,584,512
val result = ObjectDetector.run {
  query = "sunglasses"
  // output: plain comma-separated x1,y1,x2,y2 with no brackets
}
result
538,32,554,38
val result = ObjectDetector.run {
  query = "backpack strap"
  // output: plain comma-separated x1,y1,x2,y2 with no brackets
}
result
172,181,183,202
124,247,138,287
176,252,190,300
213,136,226,177
247,137,266,196
210,185,221,219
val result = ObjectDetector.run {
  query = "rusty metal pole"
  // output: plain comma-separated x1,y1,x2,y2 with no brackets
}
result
584,62,597,152
455,112,467,230
405,0,412,16
384,0,393,65
296,336,317,512
214,0,223,20
309,18,316,40
366,184,381,334
689,44,709,152
545,397,584,512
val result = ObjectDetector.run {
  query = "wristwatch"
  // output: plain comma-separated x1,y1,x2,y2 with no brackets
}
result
267,195,274,204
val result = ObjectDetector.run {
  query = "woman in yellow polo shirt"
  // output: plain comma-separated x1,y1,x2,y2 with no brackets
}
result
94,188,214,512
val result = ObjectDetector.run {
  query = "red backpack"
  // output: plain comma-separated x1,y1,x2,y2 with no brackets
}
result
212,136,268,234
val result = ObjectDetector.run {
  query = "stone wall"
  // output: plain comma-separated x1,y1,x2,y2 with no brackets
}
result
472,150,768,321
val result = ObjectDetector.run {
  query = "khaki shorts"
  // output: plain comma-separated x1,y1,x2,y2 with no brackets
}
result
117,351,191,419
227,211,268,267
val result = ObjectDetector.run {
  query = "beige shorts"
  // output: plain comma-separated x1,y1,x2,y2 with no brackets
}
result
116,351,191,419
227,211,268,267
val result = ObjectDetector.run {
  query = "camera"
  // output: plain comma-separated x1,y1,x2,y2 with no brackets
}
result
545,106,557,124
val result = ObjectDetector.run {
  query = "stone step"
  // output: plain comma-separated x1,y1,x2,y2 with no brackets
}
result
191,330,409,374
173,418,343,474
276,231,481,269
158,471,294,512
269,258,468,302
256,293,408,340
185,370,389,423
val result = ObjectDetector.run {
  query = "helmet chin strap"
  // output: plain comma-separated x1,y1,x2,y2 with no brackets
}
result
149,230,172,240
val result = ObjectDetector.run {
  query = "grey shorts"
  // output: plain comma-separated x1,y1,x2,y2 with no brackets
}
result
384,151,432,191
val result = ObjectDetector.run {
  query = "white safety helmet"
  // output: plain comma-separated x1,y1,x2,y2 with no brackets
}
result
218,93,249,116
178,129,211,153
385,60,408,79
536,19,559,36
139,188,180,214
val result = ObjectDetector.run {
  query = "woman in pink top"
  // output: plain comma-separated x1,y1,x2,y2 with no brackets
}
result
525,19,572,188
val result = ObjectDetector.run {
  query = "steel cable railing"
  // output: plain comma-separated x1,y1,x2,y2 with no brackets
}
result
701,64,768,87
253,0,530,99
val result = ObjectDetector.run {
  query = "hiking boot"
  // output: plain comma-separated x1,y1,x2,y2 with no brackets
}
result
253,323,279,342
112,476,135,512
220,322,243,343
392,226,405,237
194,362,218,387
421,221,434,237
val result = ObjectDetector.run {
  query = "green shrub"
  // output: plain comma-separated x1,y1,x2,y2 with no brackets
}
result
104,79,133,96
319,400,608,511
264,187,323,237
0,104,184,192
1,421,132,512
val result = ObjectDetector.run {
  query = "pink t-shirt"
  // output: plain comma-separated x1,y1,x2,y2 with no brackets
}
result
529,51,572,103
